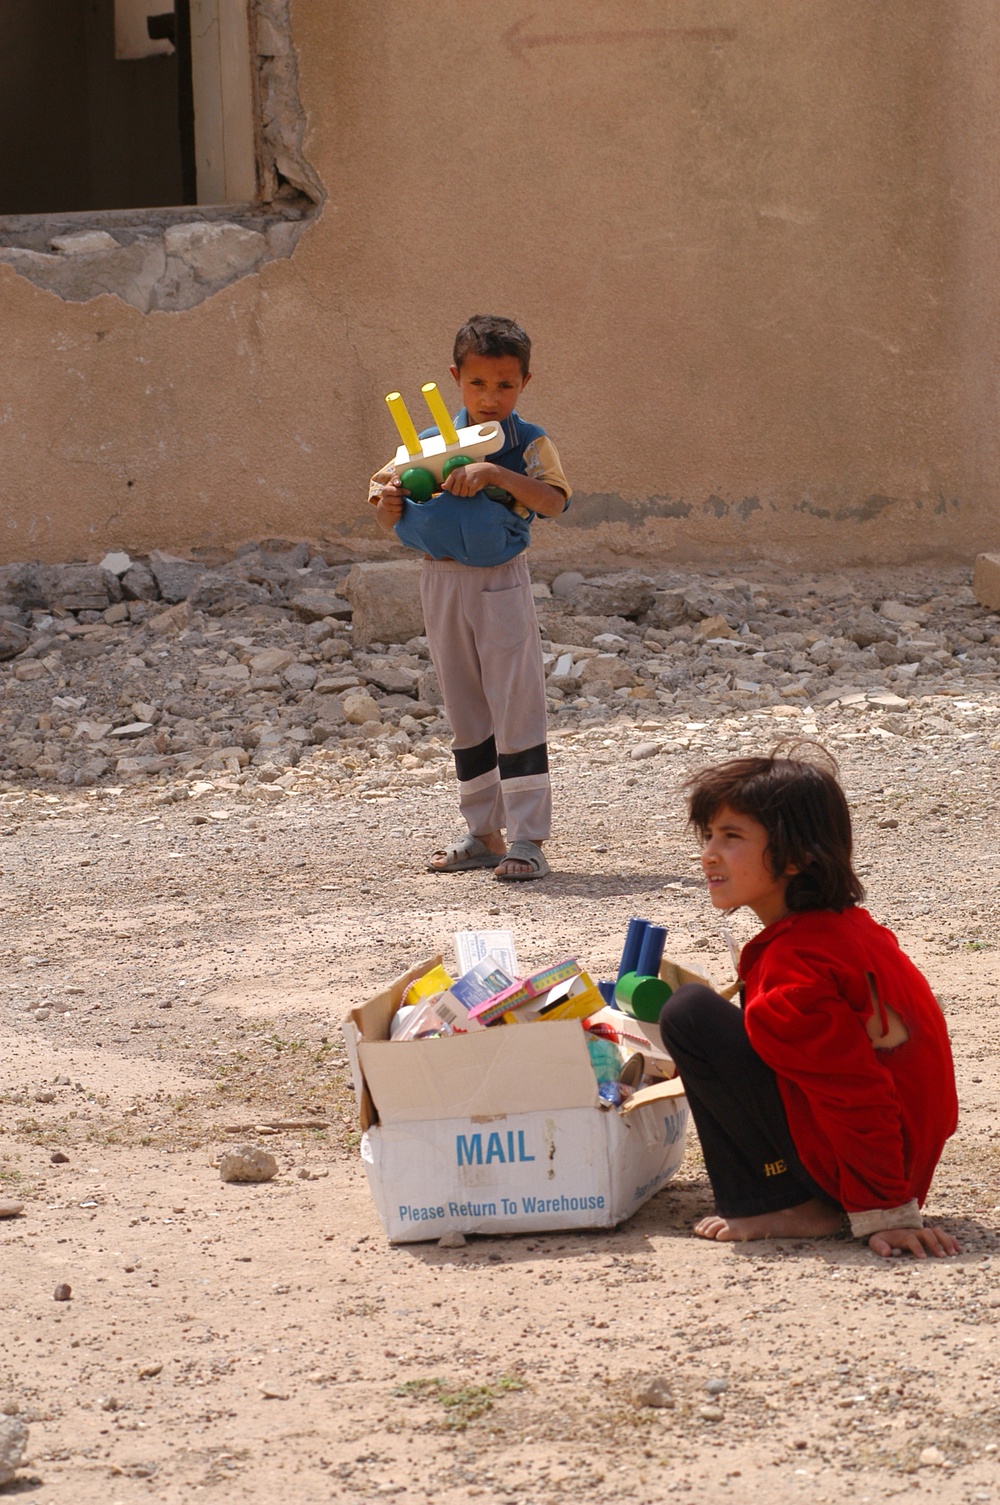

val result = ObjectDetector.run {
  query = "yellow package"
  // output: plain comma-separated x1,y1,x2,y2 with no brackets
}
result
402,964,454,1009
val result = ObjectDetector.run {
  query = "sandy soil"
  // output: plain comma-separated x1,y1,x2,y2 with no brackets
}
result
1,568,999,1505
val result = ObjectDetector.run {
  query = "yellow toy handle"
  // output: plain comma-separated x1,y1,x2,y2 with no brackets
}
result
385,392,422,458
420,383,460,447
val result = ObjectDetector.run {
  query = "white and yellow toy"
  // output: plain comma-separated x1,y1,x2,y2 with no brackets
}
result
385,383,503,502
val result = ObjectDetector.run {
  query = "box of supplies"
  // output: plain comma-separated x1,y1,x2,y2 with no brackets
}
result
342,955,689,1244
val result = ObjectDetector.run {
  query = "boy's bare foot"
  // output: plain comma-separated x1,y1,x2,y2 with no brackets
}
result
495,840,548,880
427,831,506,872
694,1198,844,1242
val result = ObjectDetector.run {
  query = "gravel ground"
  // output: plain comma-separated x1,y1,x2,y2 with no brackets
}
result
0,561,998,1503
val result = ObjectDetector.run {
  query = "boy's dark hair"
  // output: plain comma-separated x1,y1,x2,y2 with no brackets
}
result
685,744,865,913
453,314,531,379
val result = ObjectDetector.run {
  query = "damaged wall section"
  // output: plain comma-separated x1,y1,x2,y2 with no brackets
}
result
0,0,323,312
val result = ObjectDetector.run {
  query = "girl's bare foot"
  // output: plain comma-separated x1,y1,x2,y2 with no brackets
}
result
694,1198,844,1242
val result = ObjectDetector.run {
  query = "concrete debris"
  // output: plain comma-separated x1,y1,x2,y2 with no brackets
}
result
0,1416,28,1487
1,552,999,796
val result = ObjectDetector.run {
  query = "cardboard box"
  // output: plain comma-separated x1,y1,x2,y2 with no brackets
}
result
343,956,689,1243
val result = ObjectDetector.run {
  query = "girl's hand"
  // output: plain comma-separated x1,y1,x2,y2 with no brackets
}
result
868,1225,960,1259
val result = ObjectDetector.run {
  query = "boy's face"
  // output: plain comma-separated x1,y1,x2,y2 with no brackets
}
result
699,804,797,928
450,353,530,426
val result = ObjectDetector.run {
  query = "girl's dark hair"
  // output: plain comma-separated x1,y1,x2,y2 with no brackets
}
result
453,314,531,379
685,743,865,913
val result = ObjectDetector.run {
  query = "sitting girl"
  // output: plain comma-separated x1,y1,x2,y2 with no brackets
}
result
658,748,959,1258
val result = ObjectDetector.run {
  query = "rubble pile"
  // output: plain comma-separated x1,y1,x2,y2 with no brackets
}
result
2,545,999,796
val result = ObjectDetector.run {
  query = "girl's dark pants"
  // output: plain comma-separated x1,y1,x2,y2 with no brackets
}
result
658,983,840,1219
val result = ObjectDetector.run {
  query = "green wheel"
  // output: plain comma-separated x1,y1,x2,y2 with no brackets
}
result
441,454,472,480
400,466,435,504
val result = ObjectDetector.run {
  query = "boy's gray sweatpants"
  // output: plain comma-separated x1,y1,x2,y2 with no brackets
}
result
419,555,551,844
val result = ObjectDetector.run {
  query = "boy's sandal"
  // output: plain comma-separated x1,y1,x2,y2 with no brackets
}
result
494,841,550,882
427,835,502,873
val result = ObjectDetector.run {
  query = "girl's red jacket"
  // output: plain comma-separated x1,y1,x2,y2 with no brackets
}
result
740,907,958,1214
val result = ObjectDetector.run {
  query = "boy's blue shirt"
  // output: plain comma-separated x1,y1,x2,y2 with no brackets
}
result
393,408,570,569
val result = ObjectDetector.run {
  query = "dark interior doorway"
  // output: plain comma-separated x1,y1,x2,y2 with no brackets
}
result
0,0,195,216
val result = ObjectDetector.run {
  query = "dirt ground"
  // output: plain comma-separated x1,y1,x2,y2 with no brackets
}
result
1,566,999,1505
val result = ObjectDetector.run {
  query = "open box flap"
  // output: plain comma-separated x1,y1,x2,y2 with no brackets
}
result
358,1018,599,1125
619,1076,687,1115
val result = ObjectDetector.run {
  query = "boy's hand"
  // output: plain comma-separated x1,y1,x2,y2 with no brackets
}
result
440,461,497,497
868,1225,960,1259
374,478,405,529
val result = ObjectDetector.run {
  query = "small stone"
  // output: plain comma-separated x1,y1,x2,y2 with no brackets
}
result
635,1376,675,1409
50,1151,70,1164
258,1380,289,1399
551,570,584,598
919,1446,946,1467
33,1008,51,1021
0,1415,28,1487
51,230,119,255
629,741,662,761
138,1363,163,1379
437,1231,467,1249
34,1089,56,1103
878,817,899,829
218,1145,278,1184
53,1283,72,1301
342,690,382,726
0,1202,24,1219
699,1404,724,1422
705,1378,728,1395
108,721,155,740
99,1395,121,1412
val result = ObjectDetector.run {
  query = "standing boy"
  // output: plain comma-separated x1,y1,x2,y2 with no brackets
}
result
368,314,570,880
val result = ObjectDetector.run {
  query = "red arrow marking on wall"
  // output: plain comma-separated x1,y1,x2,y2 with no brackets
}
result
504,17,737,63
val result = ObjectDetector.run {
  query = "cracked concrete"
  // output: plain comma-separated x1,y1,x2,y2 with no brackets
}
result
0,0,322,313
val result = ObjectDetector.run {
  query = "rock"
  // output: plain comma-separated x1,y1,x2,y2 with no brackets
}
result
219,1145,279,1184
50,1151,69,1164
0,1202,24,1219
251,648,295,676
0,1415,28,1487
572,574,656,619
342,691,382,725
592,632,629,651
879,599,926,625
53,1283,72,1301
289,588,352,622
121,562,159,600
919,1446,946,1467
634,1376,675,1409
630,741,662,760
148,550,202,603
51,230,120,255
49,564,123,613
99,551,132,576
0,621,29,661
699,1405,724,1422
282,662,317,692
551,571,585,598
705,1378,728,1395
973,552,1000,611
342,561,424,648
138,1363,163,1379
357,661,419,696
108,721,155,739
695,614,736,640
437,1230,467,1248
257,1379,290,1399
188,573,272,615
580,656,639,690
34,1089,56,1103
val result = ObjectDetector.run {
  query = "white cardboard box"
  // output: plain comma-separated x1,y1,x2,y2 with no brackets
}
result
343,955,690,1244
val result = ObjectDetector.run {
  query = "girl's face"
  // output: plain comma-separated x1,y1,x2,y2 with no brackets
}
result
699,805,796,927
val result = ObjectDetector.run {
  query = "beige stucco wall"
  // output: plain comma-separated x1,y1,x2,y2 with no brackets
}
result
2,0,998,569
